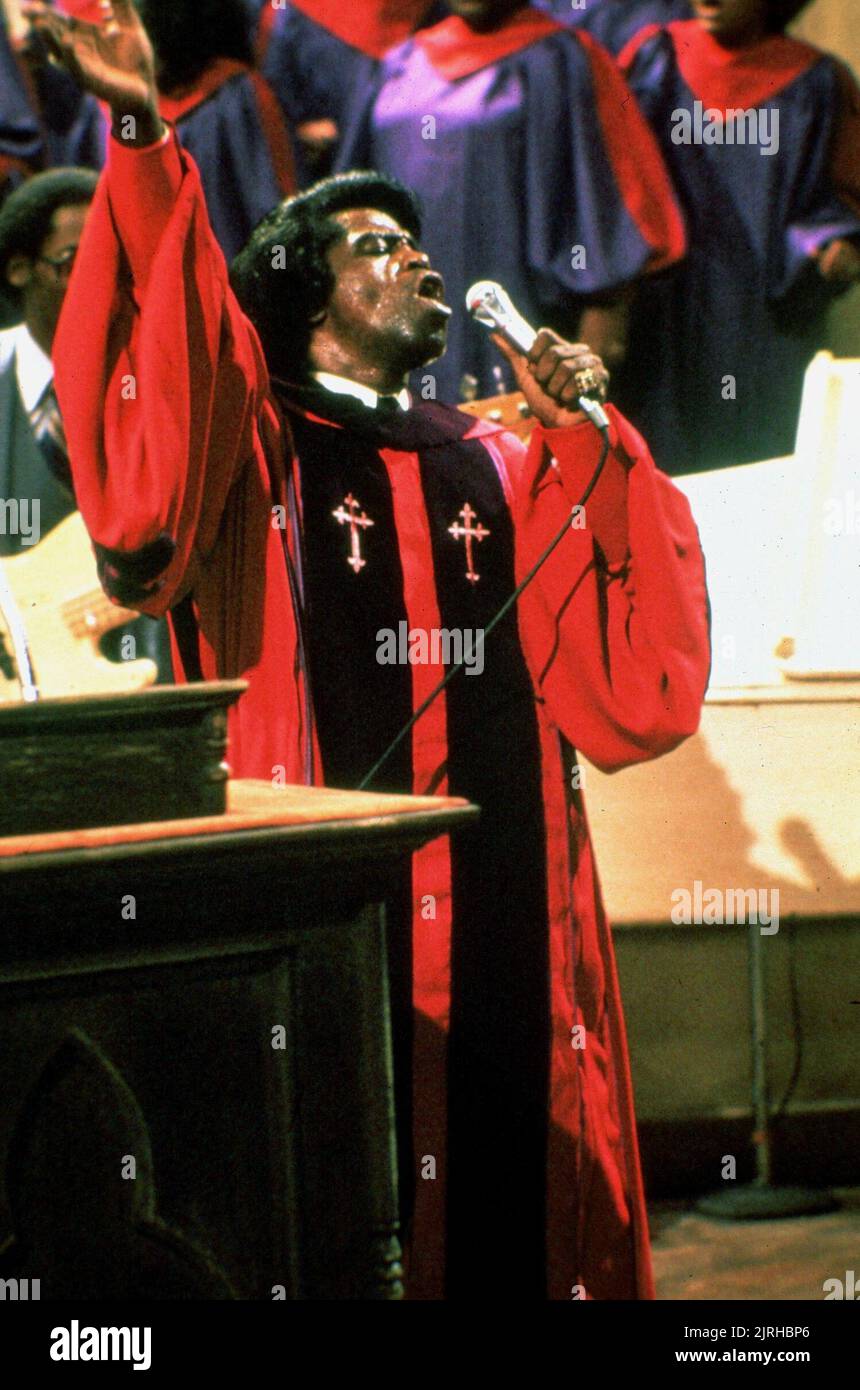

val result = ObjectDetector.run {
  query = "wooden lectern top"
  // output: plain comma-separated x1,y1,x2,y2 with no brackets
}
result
0,778,476,868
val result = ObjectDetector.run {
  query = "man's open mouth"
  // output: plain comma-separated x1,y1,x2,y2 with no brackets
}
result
416,272,448,304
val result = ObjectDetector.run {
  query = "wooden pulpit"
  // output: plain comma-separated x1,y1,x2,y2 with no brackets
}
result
0,773,475,1300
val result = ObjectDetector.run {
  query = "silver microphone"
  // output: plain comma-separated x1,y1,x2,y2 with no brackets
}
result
465,279,610,430
466,280,537,355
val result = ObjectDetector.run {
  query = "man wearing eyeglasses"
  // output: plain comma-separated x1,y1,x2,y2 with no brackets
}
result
0,166,96,551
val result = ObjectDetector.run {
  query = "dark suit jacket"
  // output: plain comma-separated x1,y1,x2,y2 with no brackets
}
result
0,325,76,556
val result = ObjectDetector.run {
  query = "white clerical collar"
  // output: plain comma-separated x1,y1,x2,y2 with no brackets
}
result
13,322,54,414
312,370,409,413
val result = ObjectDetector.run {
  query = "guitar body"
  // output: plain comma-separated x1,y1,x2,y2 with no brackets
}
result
0,512,157,702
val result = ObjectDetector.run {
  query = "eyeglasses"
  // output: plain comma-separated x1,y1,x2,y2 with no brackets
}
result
36,248,78,278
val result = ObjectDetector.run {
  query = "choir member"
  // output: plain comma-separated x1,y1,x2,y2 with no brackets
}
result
27,0,712,1300
336,0,686,402
252,0,446,182
610,0,860,473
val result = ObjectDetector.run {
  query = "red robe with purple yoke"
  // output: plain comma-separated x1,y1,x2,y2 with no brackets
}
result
53,130,711,1300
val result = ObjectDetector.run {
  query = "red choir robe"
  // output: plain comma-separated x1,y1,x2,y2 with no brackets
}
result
53,128,712,1300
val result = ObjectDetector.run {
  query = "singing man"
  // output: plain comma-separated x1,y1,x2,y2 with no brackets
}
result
27,0,710,1301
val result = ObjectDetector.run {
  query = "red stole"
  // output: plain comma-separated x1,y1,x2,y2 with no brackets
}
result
286,0,438,58
622,19,820,113
157,58,250,123
417,8,564,81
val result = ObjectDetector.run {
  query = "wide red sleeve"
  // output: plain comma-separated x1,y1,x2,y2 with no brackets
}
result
510,407,711,772
52,128,272,615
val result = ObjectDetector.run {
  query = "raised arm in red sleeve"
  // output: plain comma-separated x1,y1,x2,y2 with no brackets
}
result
52,129,273,615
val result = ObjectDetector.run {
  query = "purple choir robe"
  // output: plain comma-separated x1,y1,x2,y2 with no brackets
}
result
336,7,686,403
252,0,447,183
613,20,860,474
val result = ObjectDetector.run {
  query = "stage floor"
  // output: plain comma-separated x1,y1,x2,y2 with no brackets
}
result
652,1188,860,1300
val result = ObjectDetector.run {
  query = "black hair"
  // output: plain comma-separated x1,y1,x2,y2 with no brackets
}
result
0,166,98,298
765,0,813,32
135,0,254,93
230,170,423,383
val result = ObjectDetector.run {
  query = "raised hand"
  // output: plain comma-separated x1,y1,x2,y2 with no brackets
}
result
492,328,610,431
23,0,162,144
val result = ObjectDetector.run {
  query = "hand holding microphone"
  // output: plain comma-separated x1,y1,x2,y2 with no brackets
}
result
466,280,610,432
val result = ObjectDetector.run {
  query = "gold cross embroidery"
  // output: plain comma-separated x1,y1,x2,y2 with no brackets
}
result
332,493,374,573
448,502,490,584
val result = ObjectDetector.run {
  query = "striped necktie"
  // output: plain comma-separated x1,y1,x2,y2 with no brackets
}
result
29,383,74,494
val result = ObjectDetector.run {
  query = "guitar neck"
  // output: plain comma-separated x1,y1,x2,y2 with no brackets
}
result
61,589,140,640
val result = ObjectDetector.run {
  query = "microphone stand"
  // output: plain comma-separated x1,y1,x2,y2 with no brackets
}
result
695,919,837,1221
